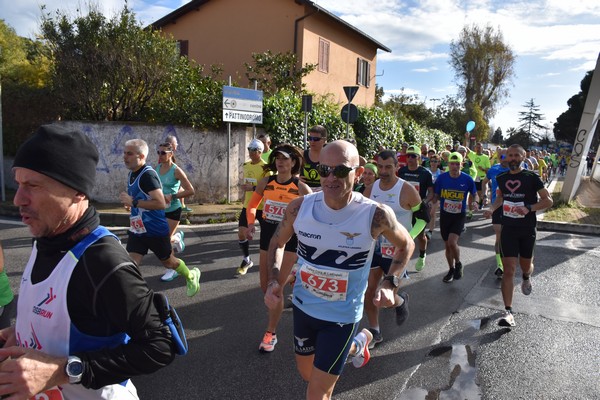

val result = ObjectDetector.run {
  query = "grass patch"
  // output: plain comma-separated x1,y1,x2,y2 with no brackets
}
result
543,180,600,224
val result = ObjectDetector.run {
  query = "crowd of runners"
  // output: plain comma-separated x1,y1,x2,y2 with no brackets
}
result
1,123,556,399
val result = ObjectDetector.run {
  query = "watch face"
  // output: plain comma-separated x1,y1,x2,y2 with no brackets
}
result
68,360,83,376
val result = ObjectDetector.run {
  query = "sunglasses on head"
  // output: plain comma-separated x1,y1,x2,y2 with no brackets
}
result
307,136,322,142
157,150,172,155
316,164,358,178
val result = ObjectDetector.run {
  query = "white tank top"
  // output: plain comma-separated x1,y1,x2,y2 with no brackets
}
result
16,228,138,400
370,178,413,259
292,191,377,323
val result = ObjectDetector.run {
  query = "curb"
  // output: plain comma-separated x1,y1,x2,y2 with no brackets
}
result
538,220,600,236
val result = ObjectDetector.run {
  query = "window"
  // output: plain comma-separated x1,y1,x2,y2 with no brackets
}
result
318,38,330,73
176,40,189,57
357,58,370,87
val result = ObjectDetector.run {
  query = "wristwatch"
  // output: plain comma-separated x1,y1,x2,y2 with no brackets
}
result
132,198,139,208
382,275,400,288
65,356,84,384
525,204,532,212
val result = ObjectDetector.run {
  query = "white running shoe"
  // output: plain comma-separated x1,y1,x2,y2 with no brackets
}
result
351,328,373,368
160,269,179,282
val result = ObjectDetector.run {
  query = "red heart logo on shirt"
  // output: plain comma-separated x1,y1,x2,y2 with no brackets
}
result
505,180,521,193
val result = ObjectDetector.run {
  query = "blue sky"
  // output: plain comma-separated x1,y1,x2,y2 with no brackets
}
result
2,0,599,135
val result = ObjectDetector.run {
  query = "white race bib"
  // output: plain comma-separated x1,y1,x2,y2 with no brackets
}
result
443,199,463,214
502,200,525,219
299,264,349,302
263,199,288,222
129,215,147,234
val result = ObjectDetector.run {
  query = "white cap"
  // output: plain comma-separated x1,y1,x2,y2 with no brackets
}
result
248,138,264,152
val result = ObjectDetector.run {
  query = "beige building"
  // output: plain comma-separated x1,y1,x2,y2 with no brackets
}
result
151,0,391,107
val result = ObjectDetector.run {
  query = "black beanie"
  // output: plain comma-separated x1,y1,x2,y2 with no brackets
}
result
13,125,99,198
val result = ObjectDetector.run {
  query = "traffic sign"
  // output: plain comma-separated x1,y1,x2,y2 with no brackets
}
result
341,104,359,124
222,86,263,124
343,86,359,103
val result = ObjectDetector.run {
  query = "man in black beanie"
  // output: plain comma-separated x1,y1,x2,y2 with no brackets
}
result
0,125,176,399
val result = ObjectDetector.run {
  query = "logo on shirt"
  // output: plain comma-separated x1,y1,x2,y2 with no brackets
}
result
16,325,43,350
298,230,322,240
505,180,522,193
32,288,56,319
340,232,361,246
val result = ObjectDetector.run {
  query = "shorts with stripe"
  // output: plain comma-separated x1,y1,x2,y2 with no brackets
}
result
293,305,358,376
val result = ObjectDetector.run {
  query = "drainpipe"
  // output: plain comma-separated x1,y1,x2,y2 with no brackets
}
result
294,1,319,55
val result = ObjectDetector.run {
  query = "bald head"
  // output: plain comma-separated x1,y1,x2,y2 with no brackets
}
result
320,140,359,166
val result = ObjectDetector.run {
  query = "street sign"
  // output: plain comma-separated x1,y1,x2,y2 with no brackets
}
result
222,86,263,124
343,86,359,103
341,104,359,124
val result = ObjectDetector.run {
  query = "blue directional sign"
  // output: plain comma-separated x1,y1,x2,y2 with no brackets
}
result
223,86,263,124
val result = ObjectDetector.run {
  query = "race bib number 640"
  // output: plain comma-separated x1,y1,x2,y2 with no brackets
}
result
299,264,349,302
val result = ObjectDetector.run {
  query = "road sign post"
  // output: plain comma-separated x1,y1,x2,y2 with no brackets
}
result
342,86,359,139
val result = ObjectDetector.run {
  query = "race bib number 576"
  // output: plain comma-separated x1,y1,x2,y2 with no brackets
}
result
299,264,349,302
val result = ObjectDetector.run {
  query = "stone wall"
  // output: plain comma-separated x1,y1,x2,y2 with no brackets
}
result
4,121,261,204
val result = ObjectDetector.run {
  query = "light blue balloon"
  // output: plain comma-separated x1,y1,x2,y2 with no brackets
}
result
466,120,476,132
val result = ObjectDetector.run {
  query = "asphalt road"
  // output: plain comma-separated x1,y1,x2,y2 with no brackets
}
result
1,216,599,400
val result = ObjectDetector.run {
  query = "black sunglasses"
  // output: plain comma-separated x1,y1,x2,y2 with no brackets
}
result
307,136,322,142
407,154,418,158
316,164,358,178
248,147,261,152
157,150,172,155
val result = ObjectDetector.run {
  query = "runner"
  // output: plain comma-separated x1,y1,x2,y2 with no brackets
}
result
236,138,270,275
363,150,425,348
257,133,272,162
481,147,509,278
467,142,491,209
398,145,434,271
165,134,192,213
354,162,378,193
483,144,553,327
0,241,14,319
155,141,196,281
301,125,327,191
263,140,414,399
425,153,443,239
246,144,312,352
457,146,477,220
119,139,200,297
433,152,478,283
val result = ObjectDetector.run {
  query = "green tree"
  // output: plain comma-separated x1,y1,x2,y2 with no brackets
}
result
1,20,58,154
144,61,226,128
553,69,600,149
244,51,316,96
429,95,468,141
504,127,531,148
491,127,503,144
40,4,180,121
449,24,516,140
518,98,546,142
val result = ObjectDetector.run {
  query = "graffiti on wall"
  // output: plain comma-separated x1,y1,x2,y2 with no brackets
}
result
569,128,588,169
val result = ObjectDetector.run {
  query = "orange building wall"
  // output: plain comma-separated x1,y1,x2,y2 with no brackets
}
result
157,0,381,107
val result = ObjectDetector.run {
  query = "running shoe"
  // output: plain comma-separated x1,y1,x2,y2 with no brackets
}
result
395,292,410,326
259,332,278,353
367,328,383,349
172,231,185,253
494,266,504,279
415,255,426,272
498,311,516,327
236,259,253,275
186,268,201,297
466,210,473,220
351,328,373,368
453,262,464,280
160,269,179,282
182,206,193,212
443,269,454,283
521,277,533,296
425,230,433,241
